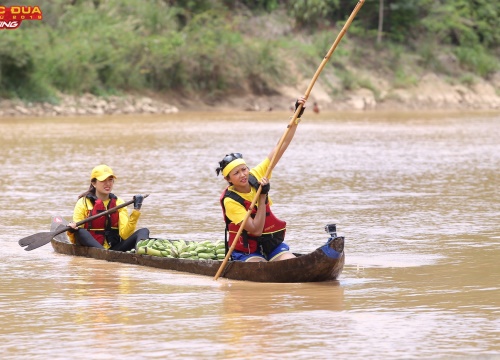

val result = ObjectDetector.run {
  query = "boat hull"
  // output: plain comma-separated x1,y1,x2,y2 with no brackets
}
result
50,217,345,283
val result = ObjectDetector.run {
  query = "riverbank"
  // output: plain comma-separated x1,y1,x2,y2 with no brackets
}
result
1,71,499,117
218,71,500,113
0,93,180,117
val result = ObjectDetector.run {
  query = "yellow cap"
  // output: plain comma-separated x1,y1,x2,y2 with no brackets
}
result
90,164,117,181
222,158,246,177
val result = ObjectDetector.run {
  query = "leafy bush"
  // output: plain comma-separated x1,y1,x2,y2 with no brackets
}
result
453,46,499,78
1,0,498,102
0,28,55,101
288,0,340,29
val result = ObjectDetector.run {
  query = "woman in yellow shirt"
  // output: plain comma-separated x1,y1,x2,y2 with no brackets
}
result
67,164,149,251
217,97,306,262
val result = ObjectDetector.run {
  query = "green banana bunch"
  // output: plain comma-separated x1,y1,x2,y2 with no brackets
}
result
129,238,227,261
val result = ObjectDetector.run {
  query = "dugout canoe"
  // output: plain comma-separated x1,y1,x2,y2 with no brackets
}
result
50,216,345,283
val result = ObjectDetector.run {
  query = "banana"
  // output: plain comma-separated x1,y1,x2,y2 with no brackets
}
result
169,246,179,258
144,247,163,257
196,246,209,253
177,239,186,248
187,242,198,252
164,242,175,250
152,242,165,251
137,239,149,248
175,242,185,253
198,252,215,260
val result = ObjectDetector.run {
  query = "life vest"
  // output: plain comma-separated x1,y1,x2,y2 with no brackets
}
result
220,174,286,254
84,193,120,247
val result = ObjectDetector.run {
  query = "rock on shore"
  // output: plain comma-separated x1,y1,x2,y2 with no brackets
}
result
0,93,179,117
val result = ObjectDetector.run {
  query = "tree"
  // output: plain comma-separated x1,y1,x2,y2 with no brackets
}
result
377,0,384,44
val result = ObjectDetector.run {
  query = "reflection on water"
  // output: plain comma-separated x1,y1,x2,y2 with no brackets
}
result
1,111,499,359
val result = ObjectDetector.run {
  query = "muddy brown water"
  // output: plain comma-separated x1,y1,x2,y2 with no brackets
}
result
1,111,499,359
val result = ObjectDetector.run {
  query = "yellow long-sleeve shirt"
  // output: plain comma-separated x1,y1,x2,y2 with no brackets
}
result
223,157,274,226
68,196,141,249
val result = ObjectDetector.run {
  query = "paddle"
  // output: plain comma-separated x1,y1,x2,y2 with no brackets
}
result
214,0,365,280
18,194,149,251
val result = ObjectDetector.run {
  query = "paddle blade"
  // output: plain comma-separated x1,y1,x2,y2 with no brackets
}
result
19,232,45,246
19,232,55,251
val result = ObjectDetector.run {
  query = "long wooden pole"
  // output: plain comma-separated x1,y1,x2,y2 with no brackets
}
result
214,0,365,280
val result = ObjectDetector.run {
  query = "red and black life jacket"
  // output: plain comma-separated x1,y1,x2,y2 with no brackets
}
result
220,174,286,255
84,193,120,247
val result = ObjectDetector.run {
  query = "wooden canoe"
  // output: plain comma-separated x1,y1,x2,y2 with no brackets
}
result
50,216,345,283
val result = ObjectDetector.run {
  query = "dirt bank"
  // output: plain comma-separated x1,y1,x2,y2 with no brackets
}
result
1,71,499,117
222,71,500,113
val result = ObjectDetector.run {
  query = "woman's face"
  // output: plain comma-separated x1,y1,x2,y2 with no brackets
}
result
227,164,249,188
93,176,114,197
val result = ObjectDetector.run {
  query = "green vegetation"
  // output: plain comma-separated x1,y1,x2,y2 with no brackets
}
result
1,0,498,103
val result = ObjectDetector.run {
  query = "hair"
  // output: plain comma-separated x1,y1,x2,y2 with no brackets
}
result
216,153,245,177
78,179,97,199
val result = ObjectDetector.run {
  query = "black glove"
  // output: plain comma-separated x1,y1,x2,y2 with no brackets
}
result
133,194,144,210
261,182,270,195
295,100,306,117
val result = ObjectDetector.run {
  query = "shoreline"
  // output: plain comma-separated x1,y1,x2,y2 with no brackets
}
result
1,73,500,117
1,93,499,118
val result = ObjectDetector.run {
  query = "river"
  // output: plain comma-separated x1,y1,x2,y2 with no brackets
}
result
1,110,499,359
